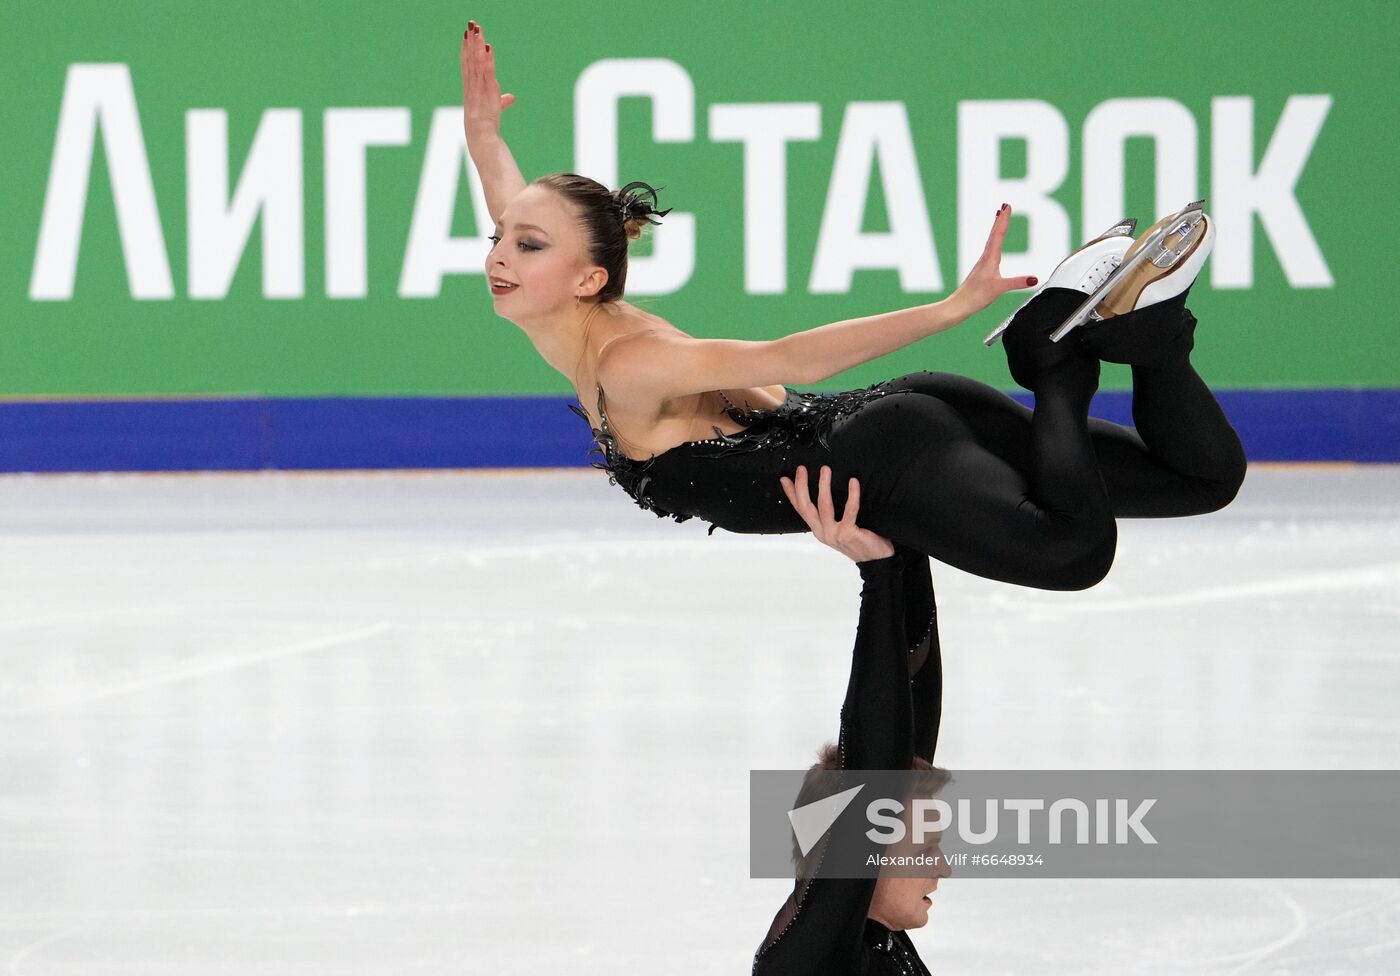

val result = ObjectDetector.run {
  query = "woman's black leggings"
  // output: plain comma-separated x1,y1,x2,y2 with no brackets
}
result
828,291,1247,591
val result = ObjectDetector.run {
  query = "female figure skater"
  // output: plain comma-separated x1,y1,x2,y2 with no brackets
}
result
757,466,946,975
462,22,1246,591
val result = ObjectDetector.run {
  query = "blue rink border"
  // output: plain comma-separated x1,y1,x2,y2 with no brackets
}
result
0,388,1396,472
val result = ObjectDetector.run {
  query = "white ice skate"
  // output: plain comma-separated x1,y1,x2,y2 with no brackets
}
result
1047,201,1212,343
984,219,1138,346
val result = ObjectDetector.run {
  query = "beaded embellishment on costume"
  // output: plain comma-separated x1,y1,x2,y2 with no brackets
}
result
876,933,930,975
568,391,690,522
571,382,891,523
689,383,890,457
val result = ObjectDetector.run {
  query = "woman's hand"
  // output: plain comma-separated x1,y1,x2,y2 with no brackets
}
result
948,204,1038,317
779,465,895,563
461,20,515,138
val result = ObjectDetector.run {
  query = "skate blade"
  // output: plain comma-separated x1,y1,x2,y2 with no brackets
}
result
1092,211,1207,318
1049,201,1205,343
984,317,1013,346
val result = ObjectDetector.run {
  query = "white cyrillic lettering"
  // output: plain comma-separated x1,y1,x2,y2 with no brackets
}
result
709,103,821,294
1082,98,1198,239
31,63,173,300
809,102,941,294
186,109,304,299
574,59,695,295
399,107,493,298
1211,95,1333,288
324,108,411,298
957,100,1069,282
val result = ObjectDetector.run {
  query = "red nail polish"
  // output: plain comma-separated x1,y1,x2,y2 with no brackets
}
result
1027,276,1038,286
485,43,491,52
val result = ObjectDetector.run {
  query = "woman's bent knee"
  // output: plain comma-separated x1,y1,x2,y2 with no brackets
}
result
1015,523,1116,591
1060,543,1116,591
1192,443,1248,514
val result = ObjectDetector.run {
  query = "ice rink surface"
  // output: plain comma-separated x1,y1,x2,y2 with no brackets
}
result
1,465,1397,975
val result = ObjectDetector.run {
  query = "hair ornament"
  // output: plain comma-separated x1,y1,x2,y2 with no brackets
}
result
615,181,672,226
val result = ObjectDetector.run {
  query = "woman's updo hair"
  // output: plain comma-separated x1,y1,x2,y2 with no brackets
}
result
532,173,671,303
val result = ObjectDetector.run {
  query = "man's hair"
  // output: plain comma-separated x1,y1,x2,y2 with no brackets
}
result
790,742,951,877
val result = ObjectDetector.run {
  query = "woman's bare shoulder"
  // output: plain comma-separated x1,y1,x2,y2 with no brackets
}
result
595,327,676,389
594,312,700,404
616,300,691,337
601,305,700,360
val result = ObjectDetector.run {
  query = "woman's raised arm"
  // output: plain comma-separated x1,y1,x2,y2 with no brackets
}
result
608,206,1037,399
461,21,527,223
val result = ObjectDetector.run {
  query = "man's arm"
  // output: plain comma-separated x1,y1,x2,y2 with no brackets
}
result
755,471,914,974
839,555,916,772
776,466,915,771
897,544,942,764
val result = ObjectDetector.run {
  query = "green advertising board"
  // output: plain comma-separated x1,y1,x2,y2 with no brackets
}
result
1,1,1396,441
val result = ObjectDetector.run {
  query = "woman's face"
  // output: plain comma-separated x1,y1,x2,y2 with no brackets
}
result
867,832,951,932
485,185,604,319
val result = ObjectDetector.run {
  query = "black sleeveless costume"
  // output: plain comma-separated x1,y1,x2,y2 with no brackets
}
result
753,547,941,975
573,290,1246,591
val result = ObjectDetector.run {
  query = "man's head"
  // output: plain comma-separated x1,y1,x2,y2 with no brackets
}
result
865,803,951,931
791,743,953,931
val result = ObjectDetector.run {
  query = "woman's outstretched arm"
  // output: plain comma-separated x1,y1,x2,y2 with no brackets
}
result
604,205,1038,398
461,21,526,223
